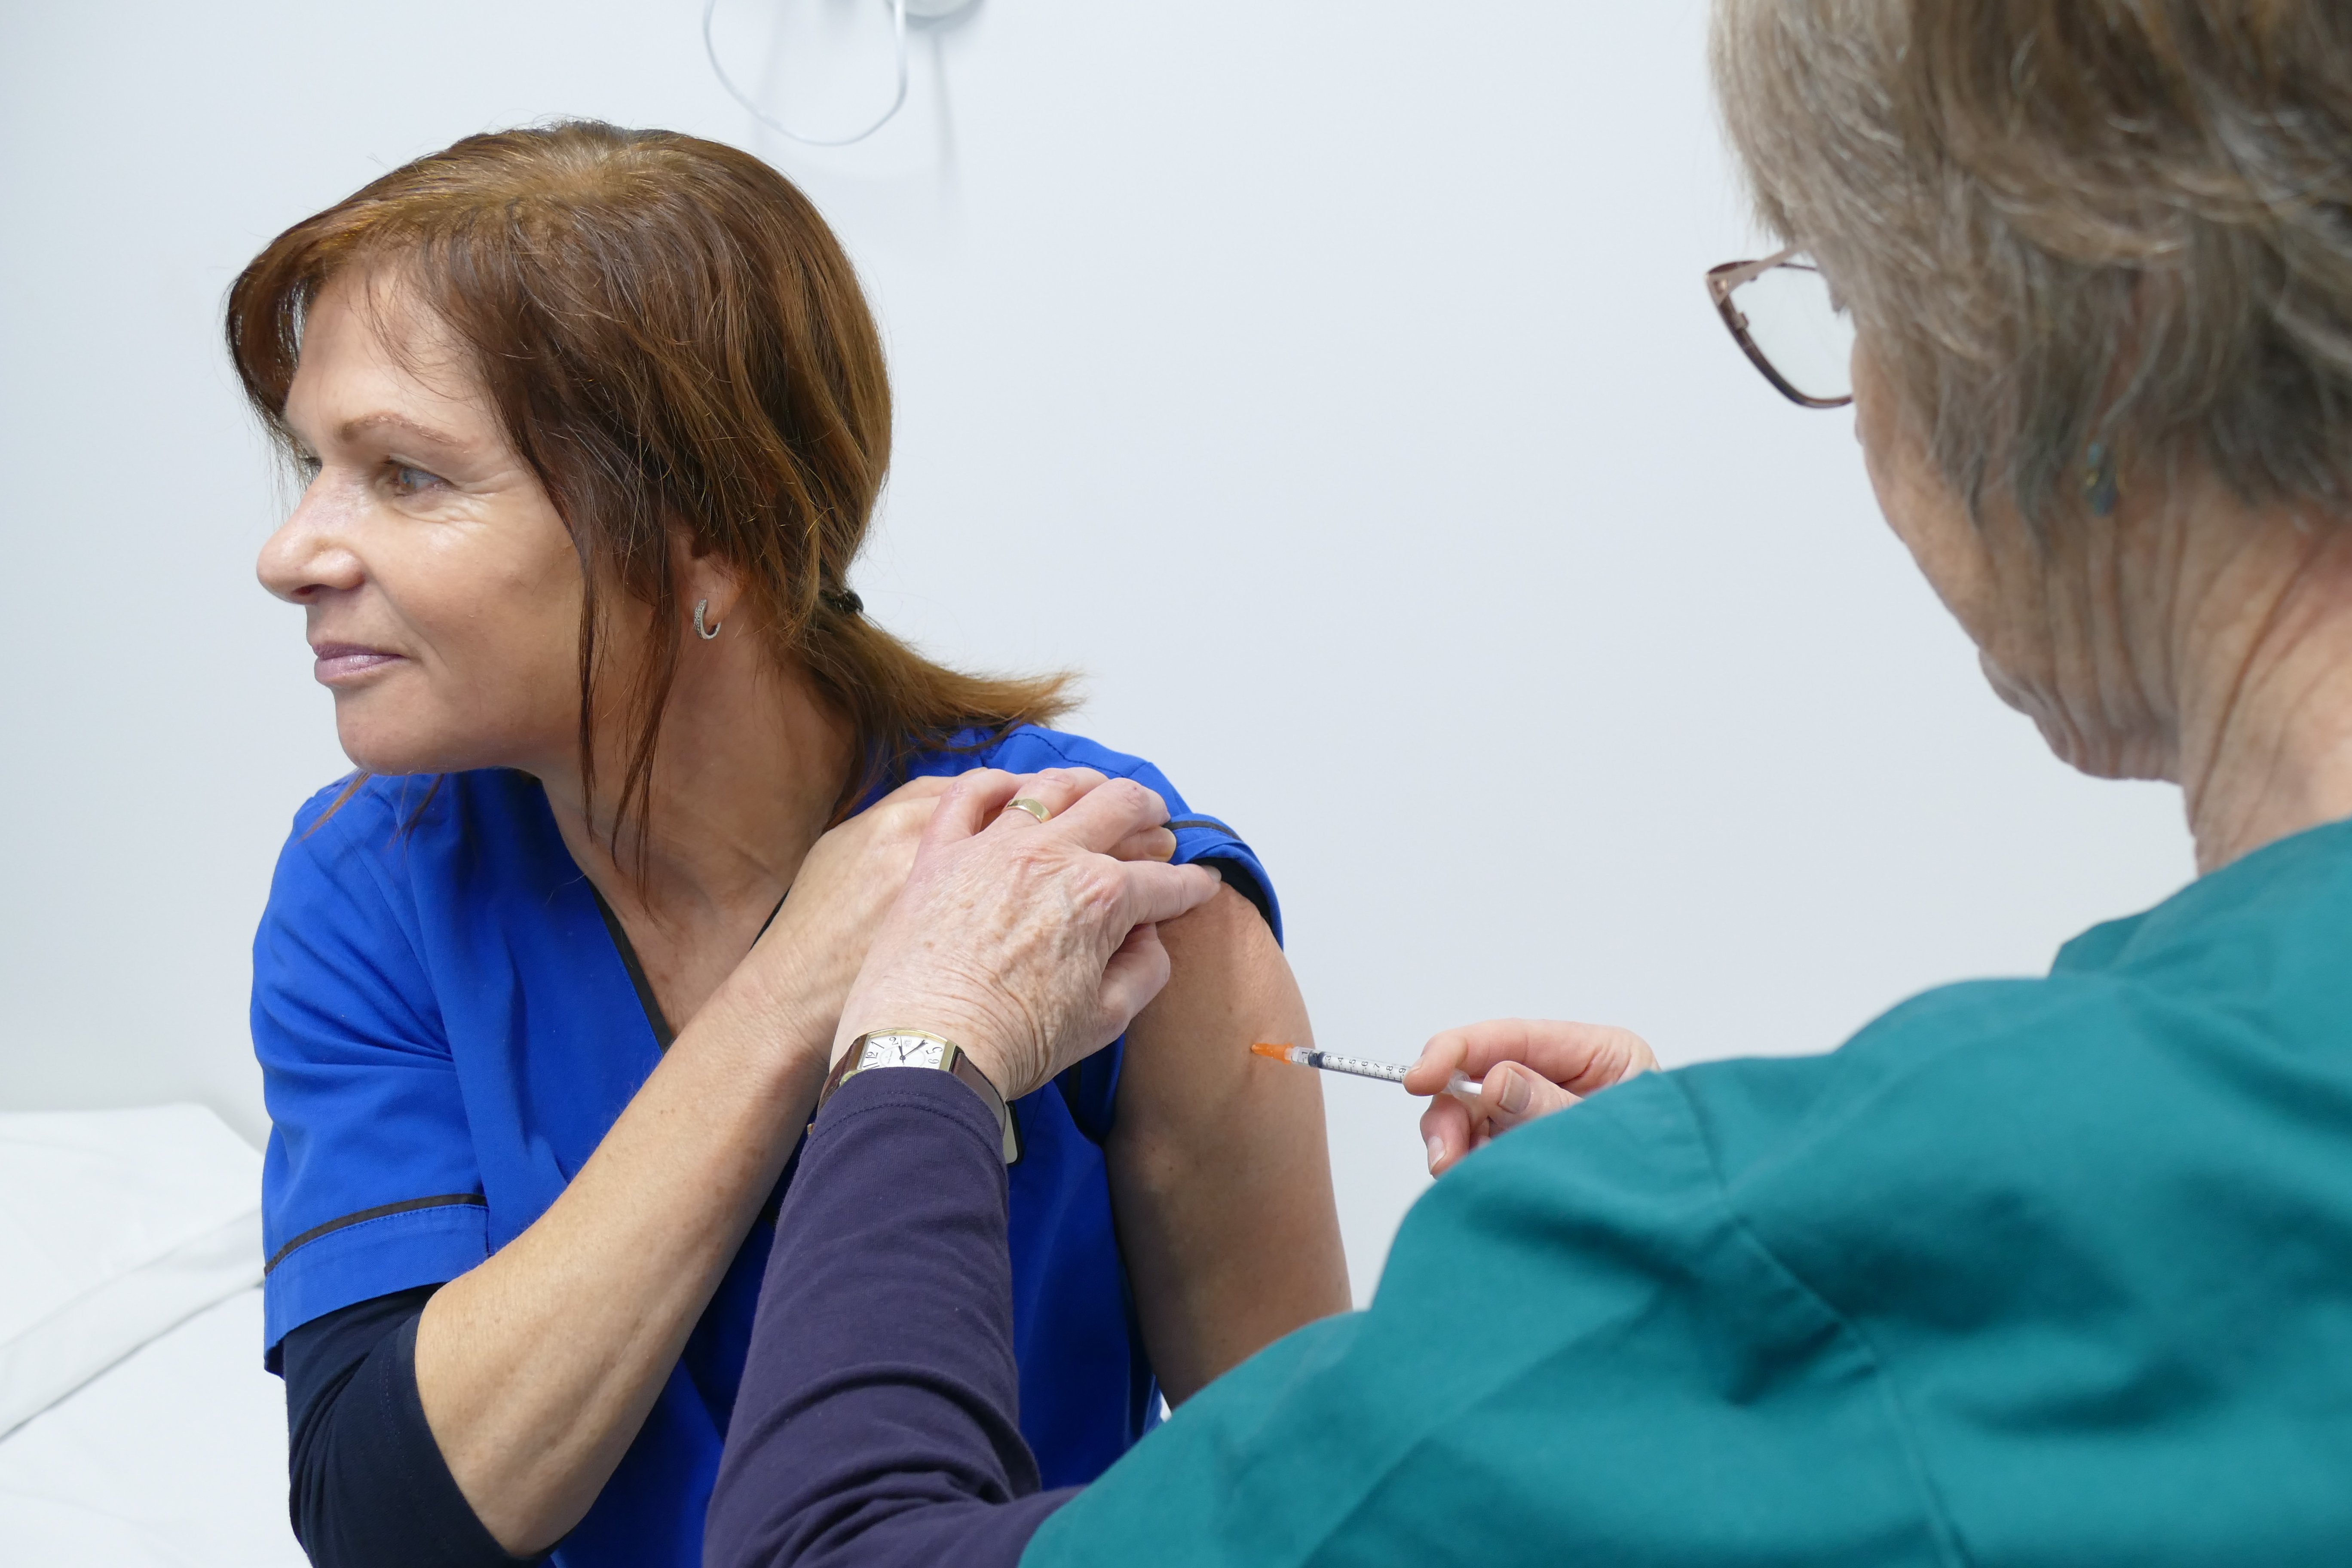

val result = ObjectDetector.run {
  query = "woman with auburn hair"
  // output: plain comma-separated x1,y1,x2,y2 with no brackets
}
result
691,0,2352,1562
235,121,1346,1568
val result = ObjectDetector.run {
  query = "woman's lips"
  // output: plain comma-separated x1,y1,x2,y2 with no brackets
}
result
311,643,404,684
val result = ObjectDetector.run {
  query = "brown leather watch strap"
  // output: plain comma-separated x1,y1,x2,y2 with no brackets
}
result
943,1048,1022,1166
816,1041,863,1105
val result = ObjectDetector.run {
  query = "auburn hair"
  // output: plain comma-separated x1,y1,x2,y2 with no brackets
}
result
227,119,1071,845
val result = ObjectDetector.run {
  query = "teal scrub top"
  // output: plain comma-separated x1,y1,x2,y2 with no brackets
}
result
1026,815,2352,1565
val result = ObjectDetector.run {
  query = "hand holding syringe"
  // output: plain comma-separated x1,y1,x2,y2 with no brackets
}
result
1253,1019,1658,1176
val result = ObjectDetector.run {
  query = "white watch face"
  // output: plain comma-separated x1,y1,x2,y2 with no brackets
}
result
859,1034,947,1071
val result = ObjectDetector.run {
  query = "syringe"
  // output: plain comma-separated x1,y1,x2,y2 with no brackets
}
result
1249,1042,1485,1108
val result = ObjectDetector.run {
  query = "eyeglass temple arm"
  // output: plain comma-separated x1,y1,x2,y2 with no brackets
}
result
1704,243,1804,303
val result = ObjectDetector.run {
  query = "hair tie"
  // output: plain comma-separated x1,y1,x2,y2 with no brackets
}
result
819,586,863,616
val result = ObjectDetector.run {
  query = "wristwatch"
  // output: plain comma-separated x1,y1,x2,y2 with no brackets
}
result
816,1029,1023,1164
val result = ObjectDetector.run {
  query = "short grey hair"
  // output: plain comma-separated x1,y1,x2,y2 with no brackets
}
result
1713,0,2352,526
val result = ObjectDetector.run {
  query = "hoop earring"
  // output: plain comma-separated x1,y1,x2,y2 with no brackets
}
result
693,600,722,640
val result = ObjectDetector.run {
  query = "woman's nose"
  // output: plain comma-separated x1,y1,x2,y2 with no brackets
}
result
257,478,364,604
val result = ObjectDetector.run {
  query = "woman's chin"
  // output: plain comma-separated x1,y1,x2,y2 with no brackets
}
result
334,722,496,780
339,744,439,778
2014,704,2171,782
1980,656,2172,782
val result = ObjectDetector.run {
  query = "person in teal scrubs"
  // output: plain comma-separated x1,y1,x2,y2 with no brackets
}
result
701,0,2352,1562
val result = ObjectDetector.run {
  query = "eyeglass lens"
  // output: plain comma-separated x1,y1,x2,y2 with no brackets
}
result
1735,262,1855,403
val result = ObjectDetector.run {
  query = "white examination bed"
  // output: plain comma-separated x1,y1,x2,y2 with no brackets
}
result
0,1107,305,1567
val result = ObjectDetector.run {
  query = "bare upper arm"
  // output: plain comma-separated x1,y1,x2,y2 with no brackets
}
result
1110,883,1349,1399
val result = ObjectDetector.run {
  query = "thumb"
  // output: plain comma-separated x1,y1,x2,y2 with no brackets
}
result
1479,1060,1579,1132
1116,859,1223,929
1095,923,1175,1042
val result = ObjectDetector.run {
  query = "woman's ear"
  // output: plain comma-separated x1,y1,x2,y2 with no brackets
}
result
676,541,745,637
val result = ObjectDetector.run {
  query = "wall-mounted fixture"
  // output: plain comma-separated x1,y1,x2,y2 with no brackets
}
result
704,0,978,147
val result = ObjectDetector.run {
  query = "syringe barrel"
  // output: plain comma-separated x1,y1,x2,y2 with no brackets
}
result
1314,1052,1409,1083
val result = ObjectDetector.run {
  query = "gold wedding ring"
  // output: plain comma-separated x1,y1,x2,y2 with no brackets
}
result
1005,797,1051,824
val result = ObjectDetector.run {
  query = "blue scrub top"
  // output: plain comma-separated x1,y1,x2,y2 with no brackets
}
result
251,726,1279,1568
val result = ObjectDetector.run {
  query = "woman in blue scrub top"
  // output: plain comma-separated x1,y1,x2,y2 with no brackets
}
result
229,122,1349,1568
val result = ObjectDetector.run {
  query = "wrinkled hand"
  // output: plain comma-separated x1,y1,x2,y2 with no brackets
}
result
738,769,1177,1066
736,774,952,1053
1404,1018,1657,1176
835,768,1222,1102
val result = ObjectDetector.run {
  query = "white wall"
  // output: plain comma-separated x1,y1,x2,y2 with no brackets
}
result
0,0,2192,1303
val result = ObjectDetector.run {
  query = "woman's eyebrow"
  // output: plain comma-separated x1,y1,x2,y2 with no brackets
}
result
334,411,467,453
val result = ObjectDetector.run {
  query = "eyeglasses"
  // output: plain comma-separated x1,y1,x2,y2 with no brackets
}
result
1706,246,1855,408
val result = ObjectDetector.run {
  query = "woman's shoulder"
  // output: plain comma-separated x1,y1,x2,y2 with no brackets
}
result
905,725,1224,825
903,725,1276,930
913,724,1172,789
1647,942,2352,1300
285,772,432,839
1683,823,2352,1189
269,769,543,902
1664,971,2155,1182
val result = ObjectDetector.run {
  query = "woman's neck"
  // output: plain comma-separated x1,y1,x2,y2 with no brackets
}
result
2166,501,2352,873
537,637,854,934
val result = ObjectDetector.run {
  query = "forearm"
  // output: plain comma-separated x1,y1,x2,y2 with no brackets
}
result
1113,890,1350,1400
416,972,828,1553
705,1067,1071,1568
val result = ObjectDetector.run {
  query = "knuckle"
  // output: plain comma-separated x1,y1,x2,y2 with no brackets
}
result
1077,867,1128,917
1099,777,1154,815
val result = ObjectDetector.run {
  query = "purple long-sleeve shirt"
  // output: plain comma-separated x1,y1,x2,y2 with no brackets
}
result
704,1066,1074,1568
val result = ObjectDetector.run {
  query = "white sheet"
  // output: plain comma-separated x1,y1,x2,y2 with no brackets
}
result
0,1106,263,1438
0,1287,303,1567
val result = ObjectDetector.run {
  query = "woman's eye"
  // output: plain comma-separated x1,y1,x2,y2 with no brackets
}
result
386,463,445,497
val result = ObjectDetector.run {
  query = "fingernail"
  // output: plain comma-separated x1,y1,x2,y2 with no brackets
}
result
1425,1136,1445,1173
1495,1066,1531,1116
